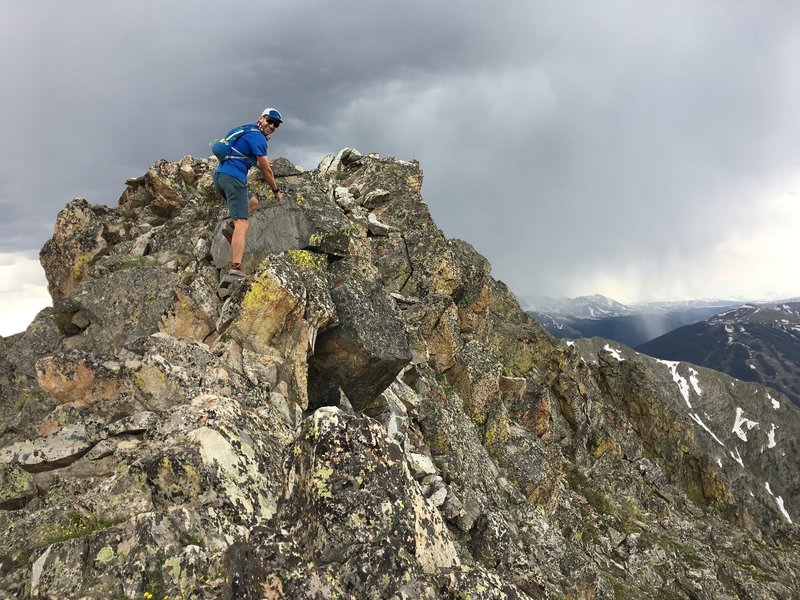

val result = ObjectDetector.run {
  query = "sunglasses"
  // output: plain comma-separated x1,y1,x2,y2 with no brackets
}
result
265,118,280,128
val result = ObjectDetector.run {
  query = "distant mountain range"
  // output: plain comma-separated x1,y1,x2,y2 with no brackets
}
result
525,294,742,347
526,294,800,407
638,302,800,406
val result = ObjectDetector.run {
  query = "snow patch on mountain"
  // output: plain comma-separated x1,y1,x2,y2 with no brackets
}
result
767,423,777,449
689,412,726,447
730,447,744,467
657,359,692,408
689,368,702,395
603,344,625,361
765,482,794,524
732,407,759,442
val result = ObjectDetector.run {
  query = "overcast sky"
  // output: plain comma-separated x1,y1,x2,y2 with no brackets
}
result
2,1,799,336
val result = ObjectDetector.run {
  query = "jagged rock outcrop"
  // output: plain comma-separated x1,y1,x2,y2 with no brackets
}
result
1,147,799,599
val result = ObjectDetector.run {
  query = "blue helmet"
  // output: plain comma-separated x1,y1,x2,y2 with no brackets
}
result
261,108,283,123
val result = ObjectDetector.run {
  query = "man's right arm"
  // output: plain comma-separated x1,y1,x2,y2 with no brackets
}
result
256,155,283,203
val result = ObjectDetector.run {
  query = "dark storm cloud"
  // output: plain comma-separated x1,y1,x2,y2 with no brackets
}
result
2,0,799,306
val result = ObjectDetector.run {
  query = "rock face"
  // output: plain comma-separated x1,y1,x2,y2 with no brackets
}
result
1,148,799,599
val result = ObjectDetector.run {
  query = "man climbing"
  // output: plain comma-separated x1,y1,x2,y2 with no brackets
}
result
213,107,284,278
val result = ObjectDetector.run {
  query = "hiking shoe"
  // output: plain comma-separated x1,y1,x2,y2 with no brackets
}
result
222,221,235,244
227,266,247,278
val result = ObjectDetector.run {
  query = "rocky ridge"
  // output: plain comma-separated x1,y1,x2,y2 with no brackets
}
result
1,149,799,598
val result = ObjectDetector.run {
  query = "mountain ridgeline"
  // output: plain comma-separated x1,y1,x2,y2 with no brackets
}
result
529,296,800,408
527,295,742,348
638,303,800,407
1,149,799,598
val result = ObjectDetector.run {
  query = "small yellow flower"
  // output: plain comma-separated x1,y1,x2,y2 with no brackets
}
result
143,593,153,599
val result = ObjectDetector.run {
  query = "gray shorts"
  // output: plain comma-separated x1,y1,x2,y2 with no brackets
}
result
213,172,249,220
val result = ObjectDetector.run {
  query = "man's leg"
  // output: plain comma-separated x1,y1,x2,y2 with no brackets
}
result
230,218,249,266
224,195,258,247
228,196,258,272
215,173,250,274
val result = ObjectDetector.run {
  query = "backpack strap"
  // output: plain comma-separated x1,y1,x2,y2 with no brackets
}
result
225,126,263,160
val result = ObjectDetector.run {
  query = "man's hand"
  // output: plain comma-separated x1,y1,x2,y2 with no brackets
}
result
274,190,283,204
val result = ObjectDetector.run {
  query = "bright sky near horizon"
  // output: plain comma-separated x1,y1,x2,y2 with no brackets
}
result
2,1,799,337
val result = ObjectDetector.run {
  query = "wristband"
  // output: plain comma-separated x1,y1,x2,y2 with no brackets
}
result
271,187,279,194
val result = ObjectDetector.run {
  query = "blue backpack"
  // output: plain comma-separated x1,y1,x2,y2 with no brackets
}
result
211,125,261,162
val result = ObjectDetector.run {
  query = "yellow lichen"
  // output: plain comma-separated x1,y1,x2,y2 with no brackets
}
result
71,251,94,280
287,249,327,271
242,274,280,311
592,437,620,460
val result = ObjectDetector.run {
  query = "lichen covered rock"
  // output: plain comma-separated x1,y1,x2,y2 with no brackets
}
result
227,408,466,599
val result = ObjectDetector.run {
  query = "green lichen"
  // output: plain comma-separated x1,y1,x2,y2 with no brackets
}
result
96,545,115,564
163,554,184,584
313,466,334,498
591,436,621,460
1,465,33,498
484,415,509,447
132,364,168,392
152,456,202,503
407,173,422,191
349,512,366,529
287,249,327,271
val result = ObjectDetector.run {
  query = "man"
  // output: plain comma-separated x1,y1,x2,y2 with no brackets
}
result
213,108,284,277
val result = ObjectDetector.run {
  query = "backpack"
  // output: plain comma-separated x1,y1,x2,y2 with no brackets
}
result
211,125,261,162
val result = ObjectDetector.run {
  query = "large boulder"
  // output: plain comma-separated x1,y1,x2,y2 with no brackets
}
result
57,264,181,355
210,162,351,272
307,272,412,413
223,251,338,412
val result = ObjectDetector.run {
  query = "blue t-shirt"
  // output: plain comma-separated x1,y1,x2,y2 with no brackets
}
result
215,124,268,182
